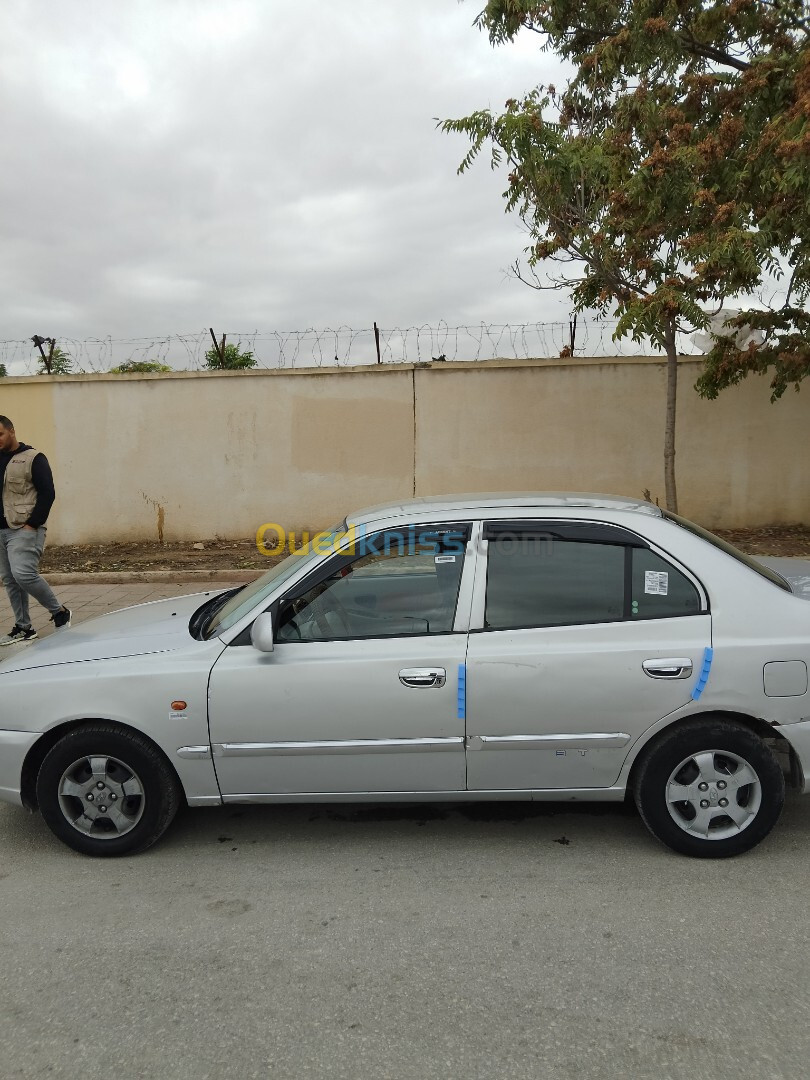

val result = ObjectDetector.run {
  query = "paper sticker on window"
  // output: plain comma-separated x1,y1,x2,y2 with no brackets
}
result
644,570,669,595
435,555,456,564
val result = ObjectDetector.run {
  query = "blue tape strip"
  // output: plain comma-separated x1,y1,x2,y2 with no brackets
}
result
691,647,714,701
457,663,467,720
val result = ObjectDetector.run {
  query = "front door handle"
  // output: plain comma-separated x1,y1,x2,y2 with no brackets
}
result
399,667,447,689
642,657,693,680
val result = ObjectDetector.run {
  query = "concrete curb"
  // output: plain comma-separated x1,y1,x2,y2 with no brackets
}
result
44,569,262,585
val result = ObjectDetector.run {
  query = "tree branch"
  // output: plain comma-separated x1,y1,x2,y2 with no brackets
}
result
555,24,753,71
678,33,752,71
760,0,810,39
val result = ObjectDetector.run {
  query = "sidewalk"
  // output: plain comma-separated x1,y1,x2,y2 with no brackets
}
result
0,578,243,644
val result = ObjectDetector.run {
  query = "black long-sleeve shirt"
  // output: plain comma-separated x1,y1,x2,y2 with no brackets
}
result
0,443,56,529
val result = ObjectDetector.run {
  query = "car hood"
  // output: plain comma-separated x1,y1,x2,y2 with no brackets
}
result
0,592,215,673
758,557,810,600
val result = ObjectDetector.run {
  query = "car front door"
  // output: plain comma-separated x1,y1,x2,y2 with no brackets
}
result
465,521,711,791
208,524,473,797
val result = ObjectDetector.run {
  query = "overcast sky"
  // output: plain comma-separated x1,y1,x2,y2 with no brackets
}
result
0,0,579,369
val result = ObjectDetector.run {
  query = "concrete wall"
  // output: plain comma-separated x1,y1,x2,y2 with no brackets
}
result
1,356,807,544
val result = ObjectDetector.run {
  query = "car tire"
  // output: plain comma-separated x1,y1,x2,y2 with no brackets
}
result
633,718,785,858
36,723,182,857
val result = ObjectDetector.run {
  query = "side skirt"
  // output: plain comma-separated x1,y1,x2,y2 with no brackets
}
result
220,787,627,805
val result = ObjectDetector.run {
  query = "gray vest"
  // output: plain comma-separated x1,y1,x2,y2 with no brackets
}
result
2,446,39,529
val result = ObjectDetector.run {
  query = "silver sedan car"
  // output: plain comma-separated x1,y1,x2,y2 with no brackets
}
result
1,493,809,858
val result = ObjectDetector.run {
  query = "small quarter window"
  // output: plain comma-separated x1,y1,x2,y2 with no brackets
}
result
630,549,702,619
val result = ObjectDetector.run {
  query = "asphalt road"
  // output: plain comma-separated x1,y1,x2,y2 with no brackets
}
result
2,794,810,1080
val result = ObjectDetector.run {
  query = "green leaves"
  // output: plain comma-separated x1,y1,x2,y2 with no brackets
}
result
109,360,172,374
446,0,810,397
203,342,257,371
36,346,73,376
697,307,810,400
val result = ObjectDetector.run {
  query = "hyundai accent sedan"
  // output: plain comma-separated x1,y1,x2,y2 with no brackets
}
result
1,493,809,859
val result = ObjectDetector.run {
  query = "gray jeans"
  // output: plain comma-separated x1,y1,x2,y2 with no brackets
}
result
0,526,62,629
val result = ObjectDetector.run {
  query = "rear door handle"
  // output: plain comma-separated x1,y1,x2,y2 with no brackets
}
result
642,658,693,680
399,668,447,688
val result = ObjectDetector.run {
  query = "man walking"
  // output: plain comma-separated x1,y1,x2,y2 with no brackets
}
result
0,416,71,644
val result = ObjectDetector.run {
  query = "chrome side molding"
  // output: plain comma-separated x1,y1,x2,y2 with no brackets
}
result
212,737,465,757
466,732,630,751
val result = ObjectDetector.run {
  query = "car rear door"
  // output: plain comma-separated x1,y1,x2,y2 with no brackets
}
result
464,521,711,791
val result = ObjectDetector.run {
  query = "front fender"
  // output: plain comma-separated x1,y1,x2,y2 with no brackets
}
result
0,644,225,804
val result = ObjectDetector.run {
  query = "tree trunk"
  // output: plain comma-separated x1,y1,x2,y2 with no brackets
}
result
663,321,679,514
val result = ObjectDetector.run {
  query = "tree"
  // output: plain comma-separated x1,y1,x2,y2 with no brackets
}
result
204,341,256,371
0,364,7,378
109,360,173,374
472,1,810,394
442,85,729,512
442,0,810,509
36,346,73,376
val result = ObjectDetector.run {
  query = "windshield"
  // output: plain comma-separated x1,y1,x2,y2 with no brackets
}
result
204,523,347,638
664,512,791,592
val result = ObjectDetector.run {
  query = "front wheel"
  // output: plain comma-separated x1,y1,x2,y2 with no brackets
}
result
37,724,181,856
633,719,785,858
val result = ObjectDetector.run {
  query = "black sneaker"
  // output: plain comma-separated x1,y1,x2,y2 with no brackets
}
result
51,607,72,630
0,624,37,646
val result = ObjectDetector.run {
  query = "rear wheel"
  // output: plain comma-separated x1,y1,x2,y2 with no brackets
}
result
37,724,181,856
633,719,784,858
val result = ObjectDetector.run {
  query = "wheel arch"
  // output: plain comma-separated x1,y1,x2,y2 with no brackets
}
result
20,718,187,812
625,709,794,794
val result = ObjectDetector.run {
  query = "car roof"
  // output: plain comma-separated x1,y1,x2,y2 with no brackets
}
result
348,492,663,527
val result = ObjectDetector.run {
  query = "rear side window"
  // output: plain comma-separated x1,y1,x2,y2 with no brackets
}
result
484,522,703,630
485,537,625,629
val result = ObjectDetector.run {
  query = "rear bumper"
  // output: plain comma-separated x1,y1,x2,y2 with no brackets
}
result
775,720,810,794
0,729,42,806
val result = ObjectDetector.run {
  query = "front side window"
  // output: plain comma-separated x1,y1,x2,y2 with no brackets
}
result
484,523,703,631
276,525,469,642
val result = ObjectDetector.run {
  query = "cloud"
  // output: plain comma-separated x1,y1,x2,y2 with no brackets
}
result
0,0,570,368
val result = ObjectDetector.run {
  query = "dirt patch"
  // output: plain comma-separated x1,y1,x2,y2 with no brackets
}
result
40,538,278,574
38,525,810,573
713,525,810,557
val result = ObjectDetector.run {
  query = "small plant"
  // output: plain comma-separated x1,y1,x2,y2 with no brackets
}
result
204,342,256,370
0,364,7,378
36,346,73,375
109,360,173,374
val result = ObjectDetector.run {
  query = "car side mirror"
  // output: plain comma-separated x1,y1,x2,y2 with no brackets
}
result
250,612,275,653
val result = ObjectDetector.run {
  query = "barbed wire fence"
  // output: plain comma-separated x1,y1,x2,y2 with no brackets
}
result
0,320,703,377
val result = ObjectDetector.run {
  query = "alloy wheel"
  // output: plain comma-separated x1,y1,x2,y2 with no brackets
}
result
666,749,761,840
57,755,146,839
